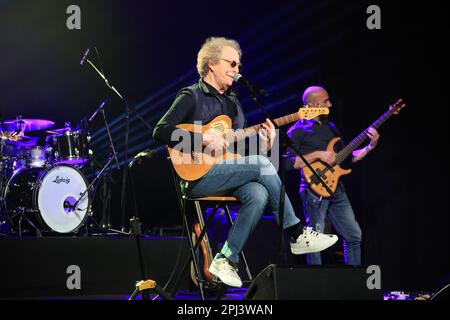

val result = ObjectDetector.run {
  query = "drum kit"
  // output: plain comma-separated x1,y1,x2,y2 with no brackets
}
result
1,117,93,235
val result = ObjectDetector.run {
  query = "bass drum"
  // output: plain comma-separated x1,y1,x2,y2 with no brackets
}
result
2,165,90,233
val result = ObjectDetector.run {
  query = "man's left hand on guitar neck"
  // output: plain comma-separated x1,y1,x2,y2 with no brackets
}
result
258,119,276,154
352,127,380,162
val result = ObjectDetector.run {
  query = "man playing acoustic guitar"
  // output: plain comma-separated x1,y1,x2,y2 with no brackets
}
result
153,38,338,288
288,86,380,266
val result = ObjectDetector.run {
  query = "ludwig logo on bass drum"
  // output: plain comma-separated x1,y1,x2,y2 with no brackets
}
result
52,176,71,184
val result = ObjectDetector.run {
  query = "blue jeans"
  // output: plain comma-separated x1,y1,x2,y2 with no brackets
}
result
300,184,362,265
187,155,300,263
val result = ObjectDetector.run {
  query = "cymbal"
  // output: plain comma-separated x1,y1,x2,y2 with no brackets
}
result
0,118,55,132
3,135,39,147
45,127,74,135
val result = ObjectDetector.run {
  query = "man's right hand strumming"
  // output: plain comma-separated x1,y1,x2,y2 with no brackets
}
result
202,131,229,151
319,151,336,167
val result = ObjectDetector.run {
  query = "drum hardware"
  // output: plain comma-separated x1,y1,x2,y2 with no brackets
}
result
16,208,43,238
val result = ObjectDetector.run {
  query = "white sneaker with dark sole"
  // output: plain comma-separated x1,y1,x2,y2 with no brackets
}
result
290,227,338,255
209,254,242,288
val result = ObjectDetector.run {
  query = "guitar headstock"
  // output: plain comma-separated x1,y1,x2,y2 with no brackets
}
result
299,105,330,120
390,99,406,115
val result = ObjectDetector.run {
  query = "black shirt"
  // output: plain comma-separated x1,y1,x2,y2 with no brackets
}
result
287,119,342,156
153,80,243,148
287,119,345,192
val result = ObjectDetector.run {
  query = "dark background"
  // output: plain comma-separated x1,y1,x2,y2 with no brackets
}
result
1,0,448,292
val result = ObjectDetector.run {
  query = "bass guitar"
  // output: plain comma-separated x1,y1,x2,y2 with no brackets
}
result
302,99,406,198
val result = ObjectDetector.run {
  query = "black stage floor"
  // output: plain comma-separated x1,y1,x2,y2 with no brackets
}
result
0,234,439,301
0,234,193,299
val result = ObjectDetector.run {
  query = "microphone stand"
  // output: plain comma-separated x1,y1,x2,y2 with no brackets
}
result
96,106,121,232
69,153,131,235
244,85,334,264
126,152,172,300
99,107,120,170
80,98,122,235
83,53,155,233
70,153,117,214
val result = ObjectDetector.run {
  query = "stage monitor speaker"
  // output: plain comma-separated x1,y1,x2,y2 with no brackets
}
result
244,264,382,300
431,283,450,300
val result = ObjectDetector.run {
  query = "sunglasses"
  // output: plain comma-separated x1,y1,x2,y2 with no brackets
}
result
221,58,242,69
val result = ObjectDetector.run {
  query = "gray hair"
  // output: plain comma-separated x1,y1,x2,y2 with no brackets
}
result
196,37,242,78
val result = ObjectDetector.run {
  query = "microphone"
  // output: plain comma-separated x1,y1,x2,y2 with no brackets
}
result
232,73,269,97
128,149,154,168
88,98,109,123
80,47,91,65
135,149,154,159
63,200,76,212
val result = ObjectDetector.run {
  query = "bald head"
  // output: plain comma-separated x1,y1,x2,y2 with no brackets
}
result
302,86,332,108
302,86,326,104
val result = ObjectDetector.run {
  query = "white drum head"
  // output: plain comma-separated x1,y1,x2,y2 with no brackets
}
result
37,165,89,233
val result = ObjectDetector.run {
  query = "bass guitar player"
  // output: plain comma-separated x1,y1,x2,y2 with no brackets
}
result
287,86,405,266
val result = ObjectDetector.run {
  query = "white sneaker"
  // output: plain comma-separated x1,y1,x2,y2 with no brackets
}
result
209,254,242,288
290,227,338,255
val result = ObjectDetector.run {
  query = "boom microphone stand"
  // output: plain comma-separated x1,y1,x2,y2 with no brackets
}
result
97,106,122,233
81,46,155,233
80,99,125,235
80,47,171,299
68,152,118,218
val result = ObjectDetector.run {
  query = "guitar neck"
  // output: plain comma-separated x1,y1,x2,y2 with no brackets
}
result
226,111,301,142
335,108,396,164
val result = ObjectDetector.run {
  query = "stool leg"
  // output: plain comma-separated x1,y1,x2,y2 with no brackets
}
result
181,197,206,300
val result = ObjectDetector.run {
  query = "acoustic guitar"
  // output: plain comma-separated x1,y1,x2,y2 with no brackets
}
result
169,106,329,181
302,99,406,198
